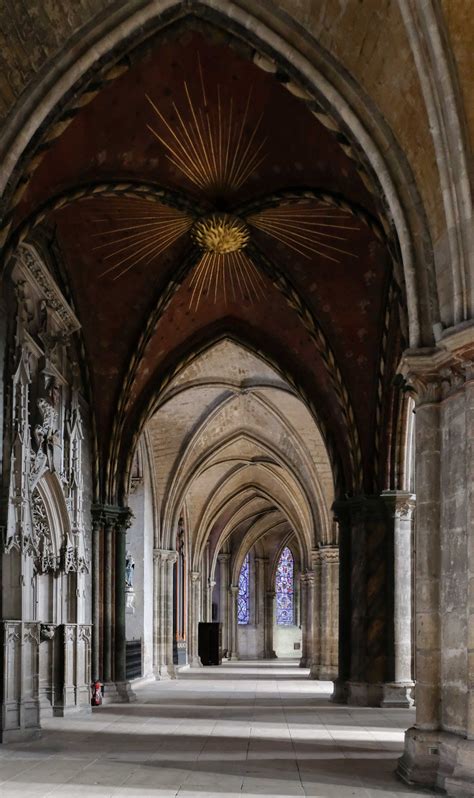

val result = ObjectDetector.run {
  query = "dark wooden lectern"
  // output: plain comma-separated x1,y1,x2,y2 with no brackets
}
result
198,622,222,665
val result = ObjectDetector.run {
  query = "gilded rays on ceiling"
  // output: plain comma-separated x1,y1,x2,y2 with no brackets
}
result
90,66,357,308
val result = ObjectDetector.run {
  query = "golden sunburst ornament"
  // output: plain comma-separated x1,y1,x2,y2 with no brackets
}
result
191,214,250,254
90,62,358,308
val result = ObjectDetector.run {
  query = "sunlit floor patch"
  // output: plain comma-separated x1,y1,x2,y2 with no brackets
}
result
0,660,435,798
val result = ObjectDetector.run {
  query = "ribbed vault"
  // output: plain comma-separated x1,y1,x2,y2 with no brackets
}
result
146,339,335,571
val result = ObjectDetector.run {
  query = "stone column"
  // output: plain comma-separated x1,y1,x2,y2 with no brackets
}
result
90,510,102,681
396,336,474,794
299,573,309,667
218,553,230,656
102,507,135,703
318,546,339,680
206,579,216,622
333,511,351,703
114,521,127,684
381,491,415,707
228,585,239,660
153,549,178,679
103,517,114,684
332,496,395,705
255,556,267,657
264,590,276,659
309,557,321,679
189,571,202,667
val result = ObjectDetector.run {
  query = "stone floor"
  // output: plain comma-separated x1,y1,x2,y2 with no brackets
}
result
0,660,436,797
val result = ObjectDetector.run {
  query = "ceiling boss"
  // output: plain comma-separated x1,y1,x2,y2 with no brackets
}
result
91,63,357,309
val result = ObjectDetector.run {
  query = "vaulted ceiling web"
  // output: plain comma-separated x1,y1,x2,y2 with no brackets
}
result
146,339,335,569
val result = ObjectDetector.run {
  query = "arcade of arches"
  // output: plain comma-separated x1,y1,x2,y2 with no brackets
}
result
0,2,472,797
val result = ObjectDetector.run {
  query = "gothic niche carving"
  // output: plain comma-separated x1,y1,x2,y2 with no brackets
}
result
4,244,90,575
30,488,59,573
32,371,61,480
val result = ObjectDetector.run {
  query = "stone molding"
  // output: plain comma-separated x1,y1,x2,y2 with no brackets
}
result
15,244,81,335
217,552,231,563
153,548,178,564
380,490,416,519
317,545,339,564
398,323,474,405
92,504,133,532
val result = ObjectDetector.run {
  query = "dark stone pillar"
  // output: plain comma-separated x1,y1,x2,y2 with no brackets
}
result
114,520,127,683
103,516,114,684
94,505,135,703
333,494,413,706
90,509,102,681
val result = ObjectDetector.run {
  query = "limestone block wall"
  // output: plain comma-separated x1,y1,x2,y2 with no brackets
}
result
126,449,155,679
273,624,302,658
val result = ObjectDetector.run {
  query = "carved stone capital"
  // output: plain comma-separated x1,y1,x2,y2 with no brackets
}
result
380,490,416,519
398,323,474,405
153,548,177,565
217,552,231,563
318,545,339,564
96,505,133,533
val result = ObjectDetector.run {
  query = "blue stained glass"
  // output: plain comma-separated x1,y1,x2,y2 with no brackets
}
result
276,546,294,625
238,553,250,624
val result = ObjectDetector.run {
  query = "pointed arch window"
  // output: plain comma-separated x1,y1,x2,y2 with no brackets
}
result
237,553,250,624
276,546,294,625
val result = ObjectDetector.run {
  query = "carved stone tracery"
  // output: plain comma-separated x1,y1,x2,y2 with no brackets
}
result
4,243,89,575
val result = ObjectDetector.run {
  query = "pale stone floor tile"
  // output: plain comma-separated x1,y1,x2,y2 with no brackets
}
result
0,660,434,798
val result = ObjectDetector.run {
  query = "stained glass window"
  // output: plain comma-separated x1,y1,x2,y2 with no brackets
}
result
238,553,250,624
276,546,294,625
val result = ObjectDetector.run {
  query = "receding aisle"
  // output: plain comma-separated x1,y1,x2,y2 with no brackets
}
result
0,661,435,798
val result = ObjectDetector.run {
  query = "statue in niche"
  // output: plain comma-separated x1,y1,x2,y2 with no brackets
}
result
33,374,60,473
125,551,135,589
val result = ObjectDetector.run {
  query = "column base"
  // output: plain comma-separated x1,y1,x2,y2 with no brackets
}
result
0,725,41,744
331,677,347,703
381,681,414,708
398,727,474,796
1,698,41,743
332,680,414,707
228,653,239,661
102,681,136,703
309,663,338,680
264,651,277,660
155,665,177,680
190,656,203,667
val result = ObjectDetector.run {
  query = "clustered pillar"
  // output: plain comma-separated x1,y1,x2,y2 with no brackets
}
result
228,585,239,660
153,549,178,679
218,553,231,656
91,505,135,702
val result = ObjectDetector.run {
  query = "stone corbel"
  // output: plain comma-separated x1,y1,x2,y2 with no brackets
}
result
398,324,474,405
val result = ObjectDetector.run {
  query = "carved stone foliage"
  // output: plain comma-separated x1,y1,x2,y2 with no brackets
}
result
30,488,59,573
4,243,89,575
